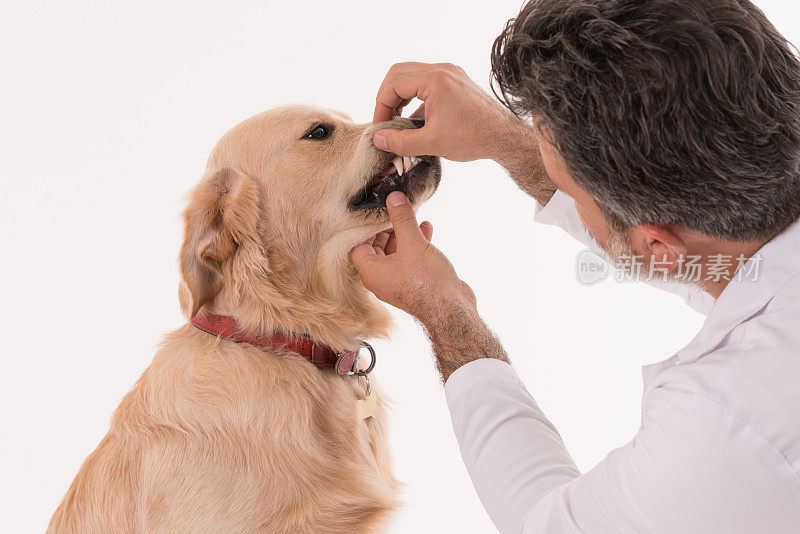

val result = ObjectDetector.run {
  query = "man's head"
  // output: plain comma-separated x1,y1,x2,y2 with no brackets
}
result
491,0,800,284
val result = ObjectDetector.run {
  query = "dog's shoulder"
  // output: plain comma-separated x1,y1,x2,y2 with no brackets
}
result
110,325,345,437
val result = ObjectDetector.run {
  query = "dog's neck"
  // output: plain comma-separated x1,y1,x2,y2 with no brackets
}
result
180,238,392,353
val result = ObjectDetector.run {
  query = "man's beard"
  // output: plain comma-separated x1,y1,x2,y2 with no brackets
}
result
592,226,702,289
602,227,633,265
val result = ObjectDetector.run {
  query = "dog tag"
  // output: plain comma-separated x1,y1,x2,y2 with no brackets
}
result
356,393,377,420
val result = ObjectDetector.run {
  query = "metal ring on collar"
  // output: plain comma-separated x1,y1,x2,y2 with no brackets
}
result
349,342,376,377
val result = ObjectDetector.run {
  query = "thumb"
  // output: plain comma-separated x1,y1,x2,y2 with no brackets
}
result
374,128,433,157
385,192,426,247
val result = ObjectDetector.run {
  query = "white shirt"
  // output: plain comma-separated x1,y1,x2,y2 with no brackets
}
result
445,190,800,533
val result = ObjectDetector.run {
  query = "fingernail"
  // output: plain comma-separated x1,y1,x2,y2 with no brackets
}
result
386,191,408,207
374,133,387,151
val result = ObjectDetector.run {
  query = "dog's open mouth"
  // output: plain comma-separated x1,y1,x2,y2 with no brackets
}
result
349,155,441,211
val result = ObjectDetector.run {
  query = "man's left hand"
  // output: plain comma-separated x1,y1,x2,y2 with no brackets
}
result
351,191,477,325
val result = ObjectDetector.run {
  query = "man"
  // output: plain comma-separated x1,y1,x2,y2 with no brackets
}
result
351,0,800,532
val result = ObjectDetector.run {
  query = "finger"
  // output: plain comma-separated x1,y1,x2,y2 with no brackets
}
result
420,220,433,242
373,72,436,125
385,192,426,248
372,230,392,252
373,127,436,156
374,94,404,124
373,64,436,123
374,104,396,125
383,229,398,255
385,62,431,76
351,243,381,275
393,98,412,115
377,98,413,124
410,103,426,120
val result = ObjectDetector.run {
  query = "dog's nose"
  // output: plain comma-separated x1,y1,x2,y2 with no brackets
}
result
409,117,425,129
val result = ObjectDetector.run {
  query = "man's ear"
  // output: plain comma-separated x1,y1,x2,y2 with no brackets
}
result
180,167,261,318
637,224,689,272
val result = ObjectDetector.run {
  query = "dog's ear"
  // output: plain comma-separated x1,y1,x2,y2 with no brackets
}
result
180,167,260,318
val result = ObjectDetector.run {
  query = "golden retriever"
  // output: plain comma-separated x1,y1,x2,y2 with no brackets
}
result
48,105,441,533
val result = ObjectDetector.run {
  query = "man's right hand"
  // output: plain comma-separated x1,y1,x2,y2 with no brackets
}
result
372,62,557,205
372,62,526,163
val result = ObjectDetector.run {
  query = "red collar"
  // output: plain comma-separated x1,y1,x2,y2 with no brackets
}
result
191,314,362,376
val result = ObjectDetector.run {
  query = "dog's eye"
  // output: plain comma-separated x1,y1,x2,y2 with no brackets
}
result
305,124,330,140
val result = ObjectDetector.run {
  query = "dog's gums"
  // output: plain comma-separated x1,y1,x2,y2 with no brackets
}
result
349,154,441,211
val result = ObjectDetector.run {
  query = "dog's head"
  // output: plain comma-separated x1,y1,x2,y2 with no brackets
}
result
178,105,441,347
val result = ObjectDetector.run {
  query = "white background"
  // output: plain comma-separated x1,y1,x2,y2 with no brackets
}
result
1,1,796,532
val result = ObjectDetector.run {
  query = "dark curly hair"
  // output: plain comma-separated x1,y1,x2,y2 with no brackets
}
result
491,0,800,240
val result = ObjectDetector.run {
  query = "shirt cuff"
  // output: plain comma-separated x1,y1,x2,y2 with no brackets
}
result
444,358,521,405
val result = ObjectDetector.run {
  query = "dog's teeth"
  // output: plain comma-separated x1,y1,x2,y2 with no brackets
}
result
411,156,421,165
392,156,404,176
403,156,413,172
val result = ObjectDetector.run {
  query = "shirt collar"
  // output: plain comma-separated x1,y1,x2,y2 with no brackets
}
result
643,217,800,381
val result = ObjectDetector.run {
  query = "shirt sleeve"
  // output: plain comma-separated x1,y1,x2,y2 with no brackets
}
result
446,359,796,534
534,190,715,315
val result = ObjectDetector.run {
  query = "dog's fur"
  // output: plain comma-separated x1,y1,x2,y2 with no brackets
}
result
48,106,440,533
